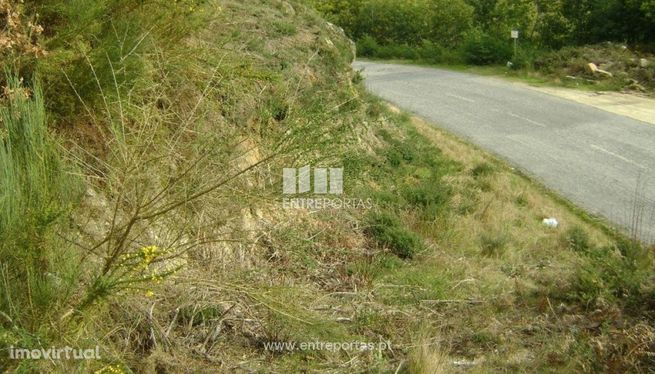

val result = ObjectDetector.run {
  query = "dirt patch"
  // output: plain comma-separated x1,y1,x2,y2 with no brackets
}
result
525,85,655,126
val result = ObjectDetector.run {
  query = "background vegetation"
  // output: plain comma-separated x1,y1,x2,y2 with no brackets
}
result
310,0,655,92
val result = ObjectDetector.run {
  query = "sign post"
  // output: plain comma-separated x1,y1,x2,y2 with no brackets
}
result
511,29,519,59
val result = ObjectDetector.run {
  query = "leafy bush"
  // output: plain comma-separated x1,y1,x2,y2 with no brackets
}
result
312,0,655,70
570,239,652,306
462,29,513,65
313,0,473,58
416,40,461,64
356,35,380,57
366,212,423,259
510,46,540,70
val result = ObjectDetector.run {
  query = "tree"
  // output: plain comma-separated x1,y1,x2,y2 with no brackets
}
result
425,0,475,47
534,0,573,48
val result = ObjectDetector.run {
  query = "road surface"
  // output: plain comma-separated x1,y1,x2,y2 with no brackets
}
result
354,61,655,243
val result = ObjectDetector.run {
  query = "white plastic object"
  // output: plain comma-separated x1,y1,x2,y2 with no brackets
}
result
542,218,559,228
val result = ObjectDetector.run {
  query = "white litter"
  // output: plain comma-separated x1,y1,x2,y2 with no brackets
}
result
542,218,559,228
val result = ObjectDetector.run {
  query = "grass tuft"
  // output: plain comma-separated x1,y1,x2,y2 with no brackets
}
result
366,211,424,259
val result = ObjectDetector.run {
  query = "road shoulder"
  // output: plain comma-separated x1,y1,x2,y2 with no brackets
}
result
520,85,655,126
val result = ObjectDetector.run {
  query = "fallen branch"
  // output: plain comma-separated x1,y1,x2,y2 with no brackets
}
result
420,299,483,305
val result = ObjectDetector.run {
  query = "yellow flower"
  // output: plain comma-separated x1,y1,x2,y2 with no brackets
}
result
139,245,160,268
145,290,155,298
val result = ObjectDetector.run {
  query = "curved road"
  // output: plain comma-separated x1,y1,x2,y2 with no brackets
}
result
354,61,655,243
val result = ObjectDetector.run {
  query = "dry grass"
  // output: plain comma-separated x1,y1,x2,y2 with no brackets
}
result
409,341,453,374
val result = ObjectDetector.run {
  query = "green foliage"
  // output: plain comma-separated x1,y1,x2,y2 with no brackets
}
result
0,2,215,367
569,239,652,307
312,0,655,70
0,75,81,331
271,20,298,36
23,0,211,120
357,37,420,60
565,226,591,253
311,0,473,48
533,0,573,49
366,212,424,259
462,29,513,65
561,0,655,46
0,75,79,251
401,180,452,219
471,162,495,178
356,122,458,224
356,37,462,64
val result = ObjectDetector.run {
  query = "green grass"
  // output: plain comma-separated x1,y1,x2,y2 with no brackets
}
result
0,75,83,371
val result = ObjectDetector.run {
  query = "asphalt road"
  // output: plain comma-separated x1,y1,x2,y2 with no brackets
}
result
354,61,655,243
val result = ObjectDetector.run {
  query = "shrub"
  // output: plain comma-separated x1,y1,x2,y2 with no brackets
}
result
462,29,512,65
27,0,211,120
271,20,297,36
0,75,81,328
565,226,591,252
570,239,652,306
315,0,474,58
510,46,539,70
401,179,451,218
366,212,423,259
480,232,507,257
0,75,78,247
385,149,402,167
471,163,495,178
415,40,463,64
356,35,380,57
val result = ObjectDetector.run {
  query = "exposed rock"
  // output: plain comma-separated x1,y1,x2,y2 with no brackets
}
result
234,137,262,171
326,21,356,60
